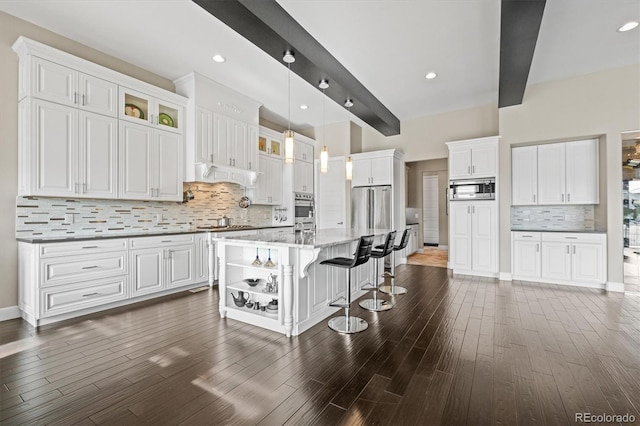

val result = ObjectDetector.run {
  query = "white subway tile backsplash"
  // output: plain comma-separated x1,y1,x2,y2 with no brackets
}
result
16,182,273,238
511,205,594,231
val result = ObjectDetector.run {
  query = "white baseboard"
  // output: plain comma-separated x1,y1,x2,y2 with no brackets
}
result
499,272,512,281
606,281,625,293
438,245,449,250
0,306,21,322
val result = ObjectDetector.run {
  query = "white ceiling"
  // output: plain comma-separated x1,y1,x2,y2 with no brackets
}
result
0,0,638,134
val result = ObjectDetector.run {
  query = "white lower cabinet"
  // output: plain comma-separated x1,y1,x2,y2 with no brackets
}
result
130,235,196,296
41,276,127,318
511,232,607,287
18,233,208,327
449,201,498,275
511,232,541,280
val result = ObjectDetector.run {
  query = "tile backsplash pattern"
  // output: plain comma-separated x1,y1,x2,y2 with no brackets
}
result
16,183,273,238
511,205,595,231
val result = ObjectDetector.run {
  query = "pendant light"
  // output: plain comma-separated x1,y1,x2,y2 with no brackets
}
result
319,79,329,173
283,50,295,164
344,98,354,180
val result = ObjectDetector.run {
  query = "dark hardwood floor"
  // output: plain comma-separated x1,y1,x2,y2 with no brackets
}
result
2,264,640,425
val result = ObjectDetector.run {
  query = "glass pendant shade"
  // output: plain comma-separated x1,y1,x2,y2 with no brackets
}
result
320,146,328,173
346,156,353,180
284,129,295,164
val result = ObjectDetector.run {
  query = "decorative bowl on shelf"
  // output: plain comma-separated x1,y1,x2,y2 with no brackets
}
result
243,278,262,287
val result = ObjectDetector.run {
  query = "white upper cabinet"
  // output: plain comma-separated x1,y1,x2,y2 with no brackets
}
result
253,153,283,205
565,139,599,204
119,86,182,134
119,121,182,201
537,143,566,204
294,160,314,194
174,72,261,182
447,136,498,180
30,57,117,117
511,145,538,205
22,98,118,199
258,128,282,158
351,156,392,187
295,140,313,162
14,36,187,201
521,139,599,205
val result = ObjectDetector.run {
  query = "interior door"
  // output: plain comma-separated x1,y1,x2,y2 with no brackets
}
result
422,174,439,245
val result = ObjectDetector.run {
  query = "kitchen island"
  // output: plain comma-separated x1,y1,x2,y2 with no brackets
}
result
213,229,389,336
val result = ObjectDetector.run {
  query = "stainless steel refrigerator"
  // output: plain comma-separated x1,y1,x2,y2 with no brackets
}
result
351,186,392,230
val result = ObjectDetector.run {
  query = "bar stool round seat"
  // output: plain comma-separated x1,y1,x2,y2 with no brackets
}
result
359,231,396,312
321,235,374,334
379,228,410,295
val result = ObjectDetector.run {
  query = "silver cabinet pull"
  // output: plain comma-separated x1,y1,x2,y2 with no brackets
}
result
82,265,99,269
472,165,475,174
573,246,576,254
522,235,532,238
566,245,570,254
473,205,475,213
467,205,470,214
568,194,571,202
536,243,539,252
467,165,471,174
248,161,251,170
161,240,173,243
210,154,213,162
74,92,78,104
82,292,99,297
337,222,343,225
561,194,564,202
74,182,79,193
82,94,86,106
82,183,86,193
82,246,98,249
533,194,536,203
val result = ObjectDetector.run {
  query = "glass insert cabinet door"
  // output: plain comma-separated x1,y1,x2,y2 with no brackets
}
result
258,135,281,157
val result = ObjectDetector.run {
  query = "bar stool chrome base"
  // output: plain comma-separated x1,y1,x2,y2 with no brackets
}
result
328,316,368,334
359,297,393,311
379,284,407,295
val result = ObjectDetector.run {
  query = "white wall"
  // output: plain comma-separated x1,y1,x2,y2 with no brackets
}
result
499,64,640,286
363,104,499,161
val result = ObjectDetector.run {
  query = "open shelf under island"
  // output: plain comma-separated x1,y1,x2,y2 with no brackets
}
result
212,228,389,337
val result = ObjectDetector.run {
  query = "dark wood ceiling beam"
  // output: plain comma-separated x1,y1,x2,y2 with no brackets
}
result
193,0,401,136
499,0,546,108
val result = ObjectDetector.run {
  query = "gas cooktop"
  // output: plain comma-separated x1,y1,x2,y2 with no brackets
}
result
196,225,254,230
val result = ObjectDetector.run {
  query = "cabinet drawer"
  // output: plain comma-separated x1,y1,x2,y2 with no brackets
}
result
41,277,127,318
129,234,195,249
541,232,604,243
41,252,127,287
39,239,128,257
512,232,541,241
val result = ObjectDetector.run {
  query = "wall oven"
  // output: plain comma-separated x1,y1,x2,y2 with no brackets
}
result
449,178,495,201
294,193,315,228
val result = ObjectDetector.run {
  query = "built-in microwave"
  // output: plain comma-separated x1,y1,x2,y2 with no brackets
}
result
449,178,495,200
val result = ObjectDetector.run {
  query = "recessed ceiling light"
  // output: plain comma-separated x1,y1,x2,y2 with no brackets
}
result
212,54,226,63
618,21,639,32
300,105,308,110
425,72,437,80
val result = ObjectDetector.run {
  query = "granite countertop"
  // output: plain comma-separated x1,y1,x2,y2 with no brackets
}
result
213,228,390,249
16,225,293,244
511,229,607,234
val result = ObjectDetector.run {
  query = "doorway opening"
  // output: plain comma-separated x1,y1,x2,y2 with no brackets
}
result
623,130,640,293
422,174,439,247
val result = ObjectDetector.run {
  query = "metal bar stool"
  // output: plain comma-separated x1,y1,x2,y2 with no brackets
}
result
322,234,374,334
359,231,396,312
379,228,410,295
